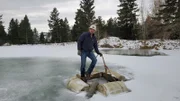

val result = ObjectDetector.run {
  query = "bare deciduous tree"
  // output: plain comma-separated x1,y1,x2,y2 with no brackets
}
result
151,0,164,17
140,0,147,40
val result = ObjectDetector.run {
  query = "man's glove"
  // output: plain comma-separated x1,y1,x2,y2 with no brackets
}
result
78,50,81,56
98,52,103,57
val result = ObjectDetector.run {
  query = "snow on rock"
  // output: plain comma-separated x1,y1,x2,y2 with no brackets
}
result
98,37,180,50
98,37,121,48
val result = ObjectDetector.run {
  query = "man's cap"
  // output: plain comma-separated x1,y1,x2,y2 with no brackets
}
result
89,25,96,31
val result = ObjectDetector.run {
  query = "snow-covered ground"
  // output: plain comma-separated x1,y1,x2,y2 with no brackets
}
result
99,37,180,50
0,40,180,101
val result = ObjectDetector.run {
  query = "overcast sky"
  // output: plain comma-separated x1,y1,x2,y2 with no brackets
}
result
0,0,152,32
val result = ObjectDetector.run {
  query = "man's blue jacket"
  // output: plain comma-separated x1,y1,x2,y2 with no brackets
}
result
77,32,100,54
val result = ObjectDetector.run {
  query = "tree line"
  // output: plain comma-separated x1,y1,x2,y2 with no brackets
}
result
0,0,180,45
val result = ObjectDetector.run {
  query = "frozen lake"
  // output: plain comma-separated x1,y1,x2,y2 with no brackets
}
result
0,44,179,101
0,57,132,101
0,58,86,101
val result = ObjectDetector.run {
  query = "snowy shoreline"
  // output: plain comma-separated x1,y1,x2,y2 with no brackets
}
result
2,37,180,51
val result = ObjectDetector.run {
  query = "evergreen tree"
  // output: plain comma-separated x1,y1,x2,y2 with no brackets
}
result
106,17,119,37
19,15,34,44
106,18,114,36
112,18,120,37
72,0,95,41
175,0,180,22
8,18,20,44
117,0,139,40
59,18,70,42
39,32,45,44
48,8,61,43
72,9,84,41
95,16,106,40
155,0,180,39
158,0,177,24
169,0,180,39
45,32,51,43
0,15,7,45
0,15,2,25
170,23,180,39
63,18,71,42
33,28,39,44
80,0,95,27
8,19,20,44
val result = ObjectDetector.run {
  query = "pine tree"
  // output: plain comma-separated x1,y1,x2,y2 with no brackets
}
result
158,0,177,24
63,18,71,42
39,32,45,44
8,18,20,44
19,15,34,44
45,32,51,43
72,0,95,41
95,16,106,40
15,19,20,43
33,28,39,44
0,15,2,25
59,19,65,42
48,8,62,43
176,0,180,39
106,17,119,37
169,0,180,39
59,18,70,42
106,18,114,36
117,0,139,40
175,0,180,22
0,15,7,45
72,9,84,41
155,0,180,39
80,0,95,27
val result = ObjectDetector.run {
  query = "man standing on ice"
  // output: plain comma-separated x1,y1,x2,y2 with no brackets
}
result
77,24,103,82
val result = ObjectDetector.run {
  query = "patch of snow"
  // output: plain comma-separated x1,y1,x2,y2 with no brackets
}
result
99,37,180,50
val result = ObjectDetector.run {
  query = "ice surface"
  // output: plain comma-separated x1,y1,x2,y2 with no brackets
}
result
0,41,180,101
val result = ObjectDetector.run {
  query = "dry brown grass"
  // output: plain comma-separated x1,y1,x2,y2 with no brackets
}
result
140,45,154,49
100,43,124,48
100,44,114,48
140,44,160,50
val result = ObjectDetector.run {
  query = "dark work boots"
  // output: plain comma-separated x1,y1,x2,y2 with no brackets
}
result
85,73,91,80
81,77,87,83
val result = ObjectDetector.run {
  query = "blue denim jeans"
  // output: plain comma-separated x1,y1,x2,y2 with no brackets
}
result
80,51,97,77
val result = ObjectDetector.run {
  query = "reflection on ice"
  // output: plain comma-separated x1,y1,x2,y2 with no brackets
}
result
101,49,167,56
